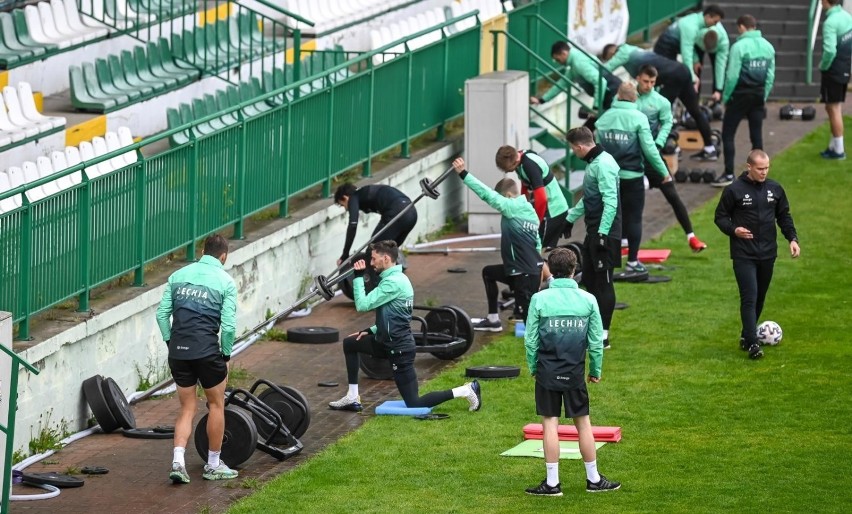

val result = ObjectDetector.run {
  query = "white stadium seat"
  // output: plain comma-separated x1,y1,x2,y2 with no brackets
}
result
17,82,66,130
22,161,46,201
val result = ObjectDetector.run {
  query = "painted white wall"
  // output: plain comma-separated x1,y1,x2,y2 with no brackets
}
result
11,140,464,452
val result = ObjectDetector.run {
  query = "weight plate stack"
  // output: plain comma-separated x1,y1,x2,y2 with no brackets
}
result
101,377,136,430
82,375,120,433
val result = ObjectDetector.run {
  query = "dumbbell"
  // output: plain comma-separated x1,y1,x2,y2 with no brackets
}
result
662,133,679,155
689,169,703,183
674,170,688,183
702,169,716,183
779,104,816,121
709,102,724,121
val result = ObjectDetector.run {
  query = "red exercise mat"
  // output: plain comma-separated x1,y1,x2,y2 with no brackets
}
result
620,248,671,263
523,423,622,442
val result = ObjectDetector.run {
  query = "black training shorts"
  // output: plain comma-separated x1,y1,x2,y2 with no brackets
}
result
169,353,228,389
535,381,590,418
820,72,848,104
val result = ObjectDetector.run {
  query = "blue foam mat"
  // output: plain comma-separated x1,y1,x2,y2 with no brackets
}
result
375,400,432,416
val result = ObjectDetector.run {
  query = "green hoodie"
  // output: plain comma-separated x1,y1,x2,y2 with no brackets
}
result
820,5,852,84
695,23,730,92
722,29,775,103
636,88,674,147
157,255,237,359
594,100,669,180
460,171,543,275
525,278,603,388
354,264,416,353
657,11,711,82
567,146,621,239
541,49,613,109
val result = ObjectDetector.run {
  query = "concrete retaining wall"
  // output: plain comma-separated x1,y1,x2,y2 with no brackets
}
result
12,139,463,451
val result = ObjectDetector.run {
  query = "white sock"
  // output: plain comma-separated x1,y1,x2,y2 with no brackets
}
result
832,137,844,153
620,238,628,247
627,260,638,267
686,232,695,241
452,384,470,398
704,145,715,154
603,330,609,340
347,384,359,399
545,462,560,487
208,450,221,469
487,313,500,323
584,460,601,483
173,447,185,467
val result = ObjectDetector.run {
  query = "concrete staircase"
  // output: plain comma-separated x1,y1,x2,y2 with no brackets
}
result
710,1,821,101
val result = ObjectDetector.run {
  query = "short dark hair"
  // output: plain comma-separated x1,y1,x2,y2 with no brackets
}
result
204,234,229,258
495,145,518,171
334,183,357,204
637,64,658,78
551,41,570,56
703,5,724,18
566,126,594,146
703,29,719,52
548,248,577,278
370,240,399,263
601,44,618,62
826,0,842,6
495,178,519,196
737,14,757,29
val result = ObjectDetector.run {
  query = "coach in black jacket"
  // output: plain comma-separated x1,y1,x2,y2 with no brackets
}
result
714,149,800,360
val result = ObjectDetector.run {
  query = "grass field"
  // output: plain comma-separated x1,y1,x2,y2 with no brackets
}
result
230,120,852,514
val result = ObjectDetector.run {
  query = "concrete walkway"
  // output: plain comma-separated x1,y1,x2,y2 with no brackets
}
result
10,100,834,513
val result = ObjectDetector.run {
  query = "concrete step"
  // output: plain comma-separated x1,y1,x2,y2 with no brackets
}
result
714,3,810,20
539,147,567,168
769,82,821,102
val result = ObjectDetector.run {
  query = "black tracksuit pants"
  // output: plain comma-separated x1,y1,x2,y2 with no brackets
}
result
732,258,775,347
722,94,765,176
482,264,539,322
657,68,713,148
620,177,645,263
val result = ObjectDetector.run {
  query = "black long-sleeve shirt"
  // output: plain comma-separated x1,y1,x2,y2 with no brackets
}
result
714,172,798,260
340,185,411,259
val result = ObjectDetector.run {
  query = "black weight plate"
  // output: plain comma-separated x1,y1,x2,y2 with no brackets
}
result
122,427,174,440
359,353,393,380
641,275,672,283
81,466,109,475
614,302,629,310
195,406,258,467
22,472,84,488
101,377,136,430
154,425,175,433
613,270,650,283
413,413,450,420
254,385,312,442
82,375,120,433
562,241,584,272
465,365,520,379
447,267,467,273
317,381,339,387
287,326,340,344
339,274,354,300
424,305,474,360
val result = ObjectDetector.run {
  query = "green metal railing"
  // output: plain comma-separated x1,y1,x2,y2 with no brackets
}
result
806,0,822,84
0,11,481,340
0,337,39,512
626,0,701,42
506,0,567,73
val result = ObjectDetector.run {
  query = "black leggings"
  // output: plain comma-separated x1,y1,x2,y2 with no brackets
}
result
658,71,713,148
732,259,775,347
342,335,452,408
647,167,694,234
580,235,617,330
373,202,417,246
482,264,540,321
722,94,764,175
620,177,645,263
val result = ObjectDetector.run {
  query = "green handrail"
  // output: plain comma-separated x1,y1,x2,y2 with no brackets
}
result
0,339,39,513
242,0,315,26
806,0,821,85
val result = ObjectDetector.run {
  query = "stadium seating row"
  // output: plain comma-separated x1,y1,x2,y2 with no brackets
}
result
0,126,136,212
0,81,65,149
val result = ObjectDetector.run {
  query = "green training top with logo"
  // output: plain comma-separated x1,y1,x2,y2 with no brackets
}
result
820,5,852,84
514,150,569,218
541,49,617,109
654,11,710,81
157,254,237,360
524,278,604,390
695,23,730,92
460,170,543,276
636,88,674,147
567,145,622,239
353,264,415,354
722,30,775,104
594,100,669,180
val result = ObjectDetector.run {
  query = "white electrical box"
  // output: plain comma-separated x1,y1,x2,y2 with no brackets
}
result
463,71,530,234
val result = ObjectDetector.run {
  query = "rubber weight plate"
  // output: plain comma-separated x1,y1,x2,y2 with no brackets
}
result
359,353,393,380
465,365,521,379
122,427,173,440
195,406,258,467
423,305,474,360
613,270,650,283
101,377,136,430
287,326,339,344
254,385,312,443
82,375,120,433
22,472,84,488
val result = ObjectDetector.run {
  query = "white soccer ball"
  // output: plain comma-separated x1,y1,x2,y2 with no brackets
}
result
757,321,783,346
